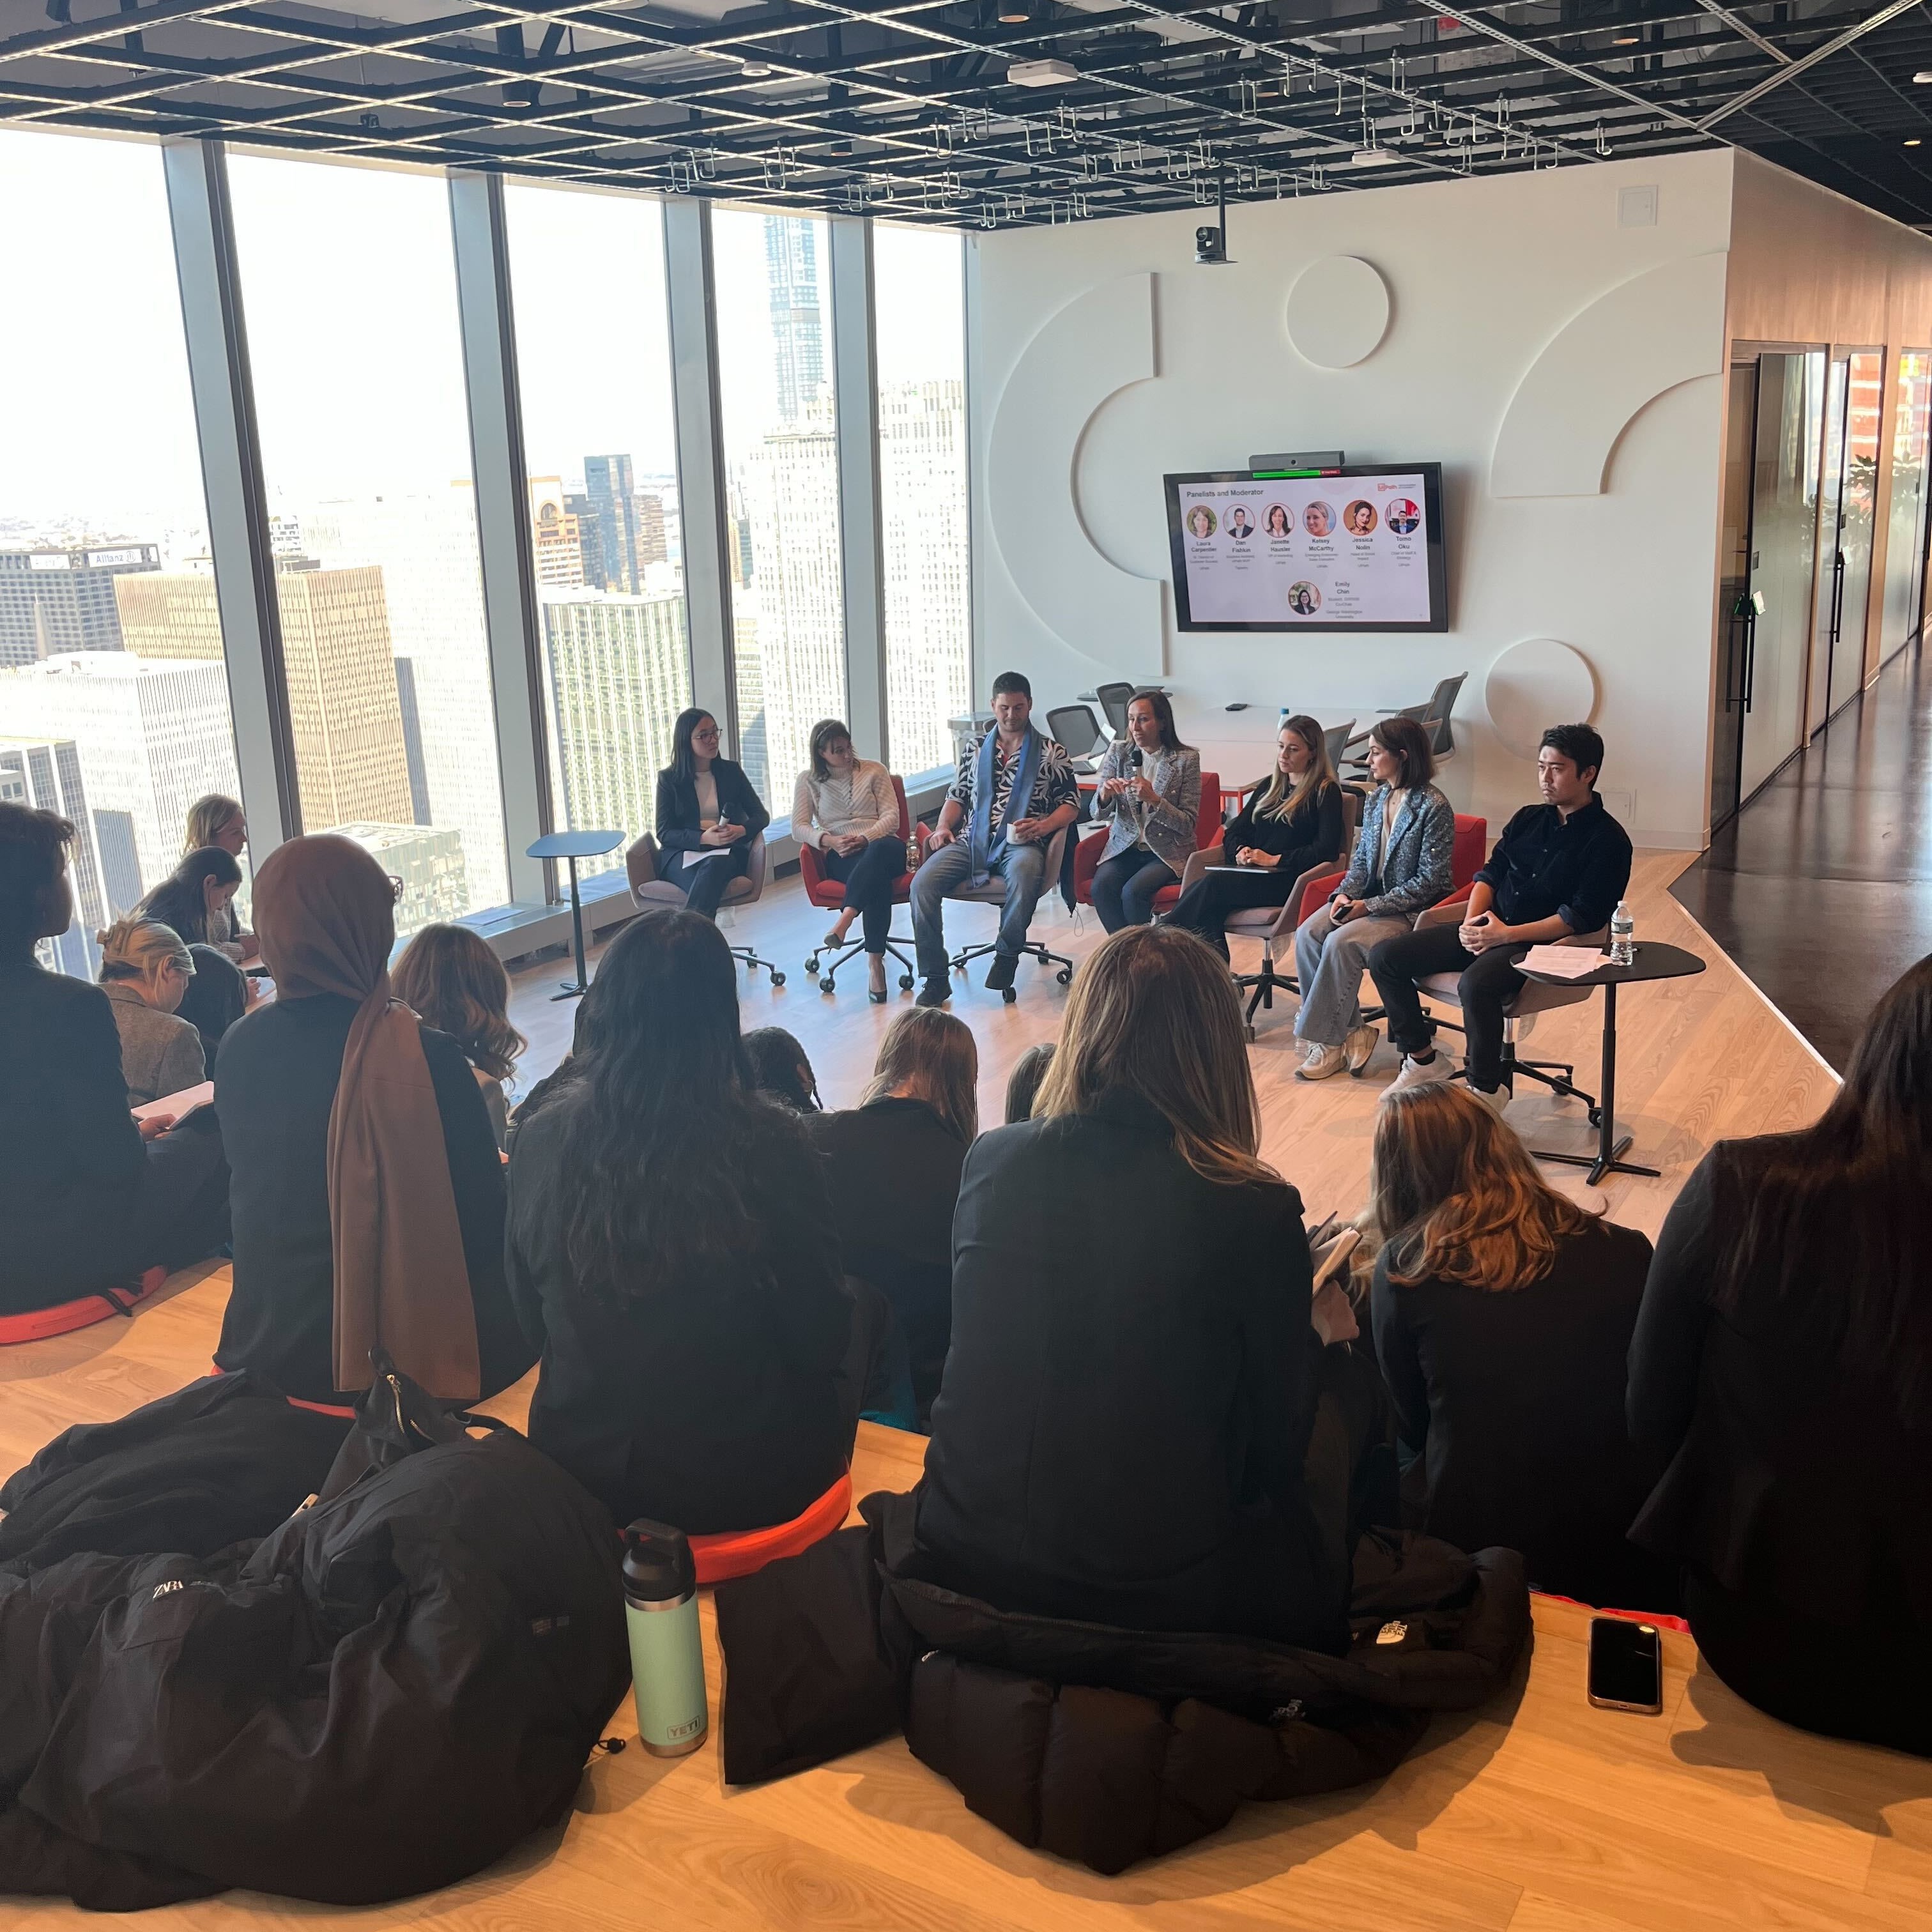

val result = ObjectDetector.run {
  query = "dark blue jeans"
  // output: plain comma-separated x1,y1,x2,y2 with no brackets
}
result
819,835,905,951
1091,846,1176,932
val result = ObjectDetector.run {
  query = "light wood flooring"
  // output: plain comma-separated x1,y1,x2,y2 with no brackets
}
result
8,850,1926,1931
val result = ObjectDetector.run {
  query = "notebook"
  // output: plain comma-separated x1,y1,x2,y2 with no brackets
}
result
132,1080,214,1126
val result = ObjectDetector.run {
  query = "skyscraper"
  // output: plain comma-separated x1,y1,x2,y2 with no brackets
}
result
0,544,160,666
633,490,668,569
763,217,825,426
529,475,590,588
0,734,107,976
564,492,606,588
583,454,642,594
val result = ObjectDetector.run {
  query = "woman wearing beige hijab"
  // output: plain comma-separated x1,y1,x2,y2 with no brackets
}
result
213,834,535,1406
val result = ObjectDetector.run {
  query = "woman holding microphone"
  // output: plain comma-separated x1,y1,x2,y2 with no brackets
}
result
1088,691,1201,932
652,709,769,922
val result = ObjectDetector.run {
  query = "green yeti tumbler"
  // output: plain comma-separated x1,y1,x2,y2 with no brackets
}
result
621,1519,708,1757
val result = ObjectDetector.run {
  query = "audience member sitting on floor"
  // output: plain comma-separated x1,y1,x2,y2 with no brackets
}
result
1088,690,1202,933
181,792,256,960
176,942,249,1075
139,844,245,954
915,923,1347,1645
911,671,1079,1006
1004,1040,1055,1124
653,707,770,921
1368,1084,1672,1611
1368,723,1632,1110
1628,956,1932,1756
213,834,535,1407
506,908,855,1535
1167,714,1347,960
744,1025,822,1113
793,717,905,1003
391,921,526,1150
97,916,207,1107
0,802,229,1317
1294,715,1453,1084
811,1008,977,1422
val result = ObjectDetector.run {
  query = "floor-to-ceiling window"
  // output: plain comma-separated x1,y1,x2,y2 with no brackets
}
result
873,224,972,779
503,185,691,882
0,129,246,978
1882,351,1932,660
226,152,509,936
711,208,847,812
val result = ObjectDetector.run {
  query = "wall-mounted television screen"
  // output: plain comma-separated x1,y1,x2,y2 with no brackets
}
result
1165,463,1448,633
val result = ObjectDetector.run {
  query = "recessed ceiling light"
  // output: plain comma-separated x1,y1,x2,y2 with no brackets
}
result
1349,148,1399,168
1915,70,1932,82
739,60,772,77
1613,33,1639,44
1007,57,1078,86
1909,137,1924,147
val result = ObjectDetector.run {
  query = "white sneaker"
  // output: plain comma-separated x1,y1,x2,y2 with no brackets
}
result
1344,1025,1379,1074
1470,1082,1512,1118
1385,1052,1452,1094
1296,1043,1350,1082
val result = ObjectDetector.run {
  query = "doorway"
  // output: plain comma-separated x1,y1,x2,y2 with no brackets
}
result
1809,348,1885,733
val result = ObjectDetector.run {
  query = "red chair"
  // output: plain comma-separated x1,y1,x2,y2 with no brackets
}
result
0,1266,168,1346
798,775,919,996
1072,770,1222,917
687,1469,854,1586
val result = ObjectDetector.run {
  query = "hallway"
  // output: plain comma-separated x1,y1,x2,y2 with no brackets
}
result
1672,643,1932,1071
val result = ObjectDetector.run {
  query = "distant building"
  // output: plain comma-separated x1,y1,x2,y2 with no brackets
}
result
0,543,160,667
332,821,470,935
764,216,825,427
564,492,606,588
530,476,590,588
634,489,668,569
583,454,643,594
0,733,108,976
540,587,691,881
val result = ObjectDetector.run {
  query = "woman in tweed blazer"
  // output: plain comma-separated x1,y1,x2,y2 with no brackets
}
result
1089,691,1202,932
1292,716,1453,1080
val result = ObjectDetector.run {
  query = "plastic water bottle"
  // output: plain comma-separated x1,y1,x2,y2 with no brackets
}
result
621,1519,708,1758
1609,901,1635,967
1278,706,1292,732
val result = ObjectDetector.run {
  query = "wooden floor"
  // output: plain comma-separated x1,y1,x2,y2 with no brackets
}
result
10,849,1929,1930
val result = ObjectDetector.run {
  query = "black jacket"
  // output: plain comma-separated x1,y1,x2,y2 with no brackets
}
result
917,1089,1337,1644
0,959,148,1312
1219,779,1346,873
213,995,534,1405
1473,795,1632,933
1372,1220,1673,1611
505,1087,852,1535
807,1096,968,1416
652,756,770,855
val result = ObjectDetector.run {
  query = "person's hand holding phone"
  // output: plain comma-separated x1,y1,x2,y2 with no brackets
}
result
1331,894,1363,924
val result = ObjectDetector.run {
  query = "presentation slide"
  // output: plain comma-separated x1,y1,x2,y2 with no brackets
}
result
1166,466,1446,632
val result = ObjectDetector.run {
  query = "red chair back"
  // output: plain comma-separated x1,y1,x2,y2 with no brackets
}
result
800,775,914,909
1451,813,1487,889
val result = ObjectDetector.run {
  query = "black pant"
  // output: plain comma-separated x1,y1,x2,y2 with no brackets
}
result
819,834,905,952
135,1108,231,1276
1367,923,1530,1092
1167,868,1296,960
674,841,751,920
1091,847,1177,932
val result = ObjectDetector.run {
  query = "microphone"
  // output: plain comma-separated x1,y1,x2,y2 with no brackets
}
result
1130,747,1144,770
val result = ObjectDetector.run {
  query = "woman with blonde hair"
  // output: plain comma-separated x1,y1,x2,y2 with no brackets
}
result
916,923,1345,1644
180,795,255,960
392,922,526,1149
811,1008,977,1420
1370,1082,1669,1609
96,915,207,1106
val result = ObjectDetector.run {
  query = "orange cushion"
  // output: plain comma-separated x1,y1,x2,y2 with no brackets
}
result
0,1266,169,1346
688,1469,854,1586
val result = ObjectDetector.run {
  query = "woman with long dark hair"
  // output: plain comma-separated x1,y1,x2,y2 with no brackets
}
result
1087,690,1201,933
1370,1083,1669,1611
138,846,243,950
1629,959,1932,1754
505,908,852,1533
652,708,770,921
1168,714,1346,960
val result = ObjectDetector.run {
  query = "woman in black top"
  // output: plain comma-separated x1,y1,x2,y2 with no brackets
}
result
138,845,243,950
915,923,1343,1645
506,907,852,1535
809,1008,977,1421
1628,959,1932,1755
652,708,770,921
0,804,227,1315
1369,1084,1670,1611
1167,716,1346,960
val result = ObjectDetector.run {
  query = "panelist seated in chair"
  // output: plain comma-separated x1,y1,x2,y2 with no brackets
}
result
1088,690,1200,932
910,670,1078,1006
1367,723,1631,1110
0,803,229,1318
652,707,770,921
1167,714,1344,960
793,717,904,1004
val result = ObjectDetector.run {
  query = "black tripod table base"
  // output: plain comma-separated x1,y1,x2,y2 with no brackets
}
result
1530,1134,1655,1188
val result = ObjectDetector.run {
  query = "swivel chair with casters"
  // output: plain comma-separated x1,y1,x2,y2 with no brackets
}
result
798,775,920,999
1094,682,1137,739
1071,770,1223,919
1046,705,1110,778
625,830,786,986
942,822,1075,1004
1322,719,1356,770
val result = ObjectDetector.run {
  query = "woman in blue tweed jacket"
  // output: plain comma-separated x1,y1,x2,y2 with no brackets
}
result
1292,716,1453,1082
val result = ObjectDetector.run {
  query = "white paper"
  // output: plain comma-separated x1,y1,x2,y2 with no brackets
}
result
682,845,730,870
1519,944,1604,980
132,1080,214,1124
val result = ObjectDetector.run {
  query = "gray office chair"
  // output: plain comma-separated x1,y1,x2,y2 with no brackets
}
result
625,830,786,986
1322,719,1356,770
1046,704,1109,776
1341,672,1466,777
1094,682,1137,739
943,822,1075,1004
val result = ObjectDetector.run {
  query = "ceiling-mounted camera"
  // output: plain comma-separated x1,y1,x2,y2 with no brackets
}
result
1193,163,1234,266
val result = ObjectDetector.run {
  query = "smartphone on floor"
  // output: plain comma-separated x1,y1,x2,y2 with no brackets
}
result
1586,1616,1664,1715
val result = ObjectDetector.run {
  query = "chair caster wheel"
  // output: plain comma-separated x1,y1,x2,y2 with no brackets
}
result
1001,986,1017,1004
1056,968,1072,986
804,954,818,975
1244,1025,1256,1043
899,974,914,992
819,976,836,993
1588,1107,1602,1127
770,971,786,988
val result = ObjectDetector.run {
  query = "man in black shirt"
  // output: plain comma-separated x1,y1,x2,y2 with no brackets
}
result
1367,724,1631,1111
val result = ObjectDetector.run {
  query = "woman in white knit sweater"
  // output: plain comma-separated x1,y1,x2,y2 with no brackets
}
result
793,719,904,1003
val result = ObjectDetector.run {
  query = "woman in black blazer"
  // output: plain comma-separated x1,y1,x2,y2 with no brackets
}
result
652,708,770,921
1628,958,1932,1756
914,923,1350,1647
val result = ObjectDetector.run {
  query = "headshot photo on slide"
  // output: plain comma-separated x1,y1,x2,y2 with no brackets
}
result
1302,501,1335,538
1227,506,1255,541
1186,504,1218,539
1264,503,1292,538
1287,580,1322,615
1344,500,1378,536
1386,498,1420,535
